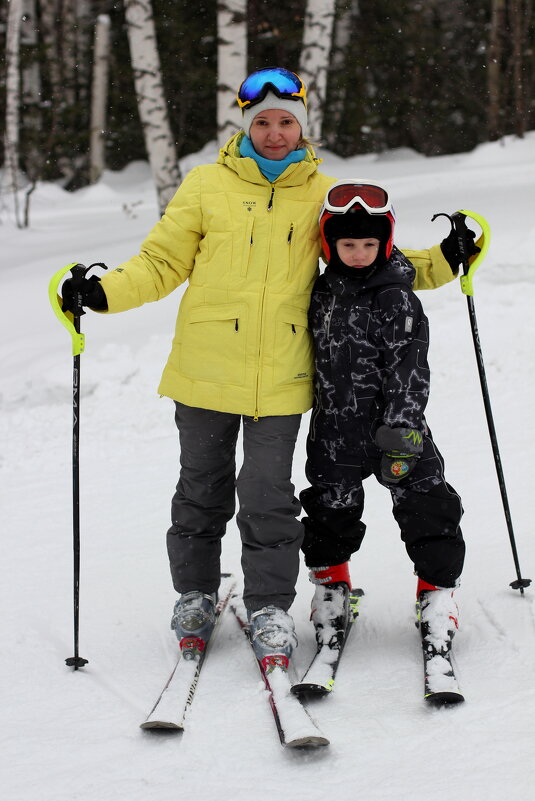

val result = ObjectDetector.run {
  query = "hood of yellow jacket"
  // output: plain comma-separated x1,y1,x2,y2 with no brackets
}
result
217,131,322,187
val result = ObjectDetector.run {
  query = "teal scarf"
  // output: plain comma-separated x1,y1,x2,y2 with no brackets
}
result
239,135,307,183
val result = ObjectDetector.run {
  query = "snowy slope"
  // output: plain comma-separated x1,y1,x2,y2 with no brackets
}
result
2,134,535,801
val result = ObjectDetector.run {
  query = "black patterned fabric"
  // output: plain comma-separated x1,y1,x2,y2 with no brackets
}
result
301,247,465,587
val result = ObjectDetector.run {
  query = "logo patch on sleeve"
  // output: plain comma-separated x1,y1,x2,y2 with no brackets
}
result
405,316,414,333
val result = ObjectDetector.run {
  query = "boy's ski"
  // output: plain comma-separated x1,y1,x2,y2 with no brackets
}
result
416,595,464,706
229,596,329,748
291,587,364,697
420,631,465,706
140,573,236,730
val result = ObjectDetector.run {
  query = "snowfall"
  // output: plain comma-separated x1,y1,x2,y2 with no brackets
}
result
2,131,535,801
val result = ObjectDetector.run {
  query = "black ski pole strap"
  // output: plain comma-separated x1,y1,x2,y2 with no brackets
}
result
450,212,472,275
68,262,109,318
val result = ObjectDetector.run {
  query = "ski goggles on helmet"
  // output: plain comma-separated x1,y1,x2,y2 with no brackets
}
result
319,179,395,263
322,180,392,216
237,67,307,110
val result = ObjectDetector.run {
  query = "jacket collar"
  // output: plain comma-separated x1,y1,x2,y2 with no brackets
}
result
217,132,321,187
324,247,416,297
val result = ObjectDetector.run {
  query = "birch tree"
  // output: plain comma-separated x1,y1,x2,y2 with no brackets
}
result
124,0,181,214
89,15,111,183
4,0,23,226
299,0,336,141
217,0,247,145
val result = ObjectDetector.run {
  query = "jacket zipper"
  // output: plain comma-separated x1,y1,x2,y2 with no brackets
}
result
326,296,336,338
287,222,295,281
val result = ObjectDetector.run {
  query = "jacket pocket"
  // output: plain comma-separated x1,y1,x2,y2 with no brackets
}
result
273,305,314,386
286,222,296,281
180,303,247,386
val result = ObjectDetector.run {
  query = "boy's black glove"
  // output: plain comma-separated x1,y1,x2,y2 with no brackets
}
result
375,424,424,483
61,274,108,313
440,227,480,274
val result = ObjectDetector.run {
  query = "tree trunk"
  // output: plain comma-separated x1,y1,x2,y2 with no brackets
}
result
4,0,23,226
217,0,247,145
487,0,505,140
39,0,62,114
324,0,359,149
21,0,42,186
299,0,337,141
124,0,181,214
61,0,77,106
89,14,111,183
509,0,527,138
75,0,93,106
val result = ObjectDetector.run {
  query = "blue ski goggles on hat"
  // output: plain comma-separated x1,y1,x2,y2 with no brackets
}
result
237,67,307,110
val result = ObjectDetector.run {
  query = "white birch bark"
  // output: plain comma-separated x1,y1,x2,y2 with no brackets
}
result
217,0,247,145
89,15,111,183
299,0,337,140
4,0,23,225
124,0,181,214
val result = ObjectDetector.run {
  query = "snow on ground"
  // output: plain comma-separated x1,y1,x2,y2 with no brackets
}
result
1,133,535,801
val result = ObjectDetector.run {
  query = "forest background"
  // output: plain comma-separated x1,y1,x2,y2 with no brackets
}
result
2,0,534,218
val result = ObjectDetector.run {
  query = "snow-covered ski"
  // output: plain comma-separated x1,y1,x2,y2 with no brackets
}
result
416,596,465,706
420,632,465,706
140,573,236,730
229,596,329,748
291,587,364,698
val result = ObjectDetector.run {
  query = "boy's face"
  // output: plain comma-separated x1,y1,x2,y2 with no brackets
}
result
335,237,380,268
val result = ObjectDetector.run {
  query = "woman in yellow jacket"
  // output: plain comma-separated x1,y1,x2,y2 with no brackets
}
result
61,68,463,664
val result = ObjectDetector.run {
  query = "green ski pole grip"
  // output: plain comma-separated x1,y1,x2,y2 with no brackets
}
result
48,263,85,356
456,209,491,297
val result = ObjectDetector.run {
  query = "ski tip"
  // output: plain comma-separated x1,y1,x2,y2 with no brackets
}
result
140,720,185,731
291,682,331,698
285,734,330,748
424,690,465,707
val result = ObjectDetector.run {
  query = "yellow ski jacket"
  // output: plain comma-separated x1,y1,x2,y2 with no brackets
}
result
100,133,454,418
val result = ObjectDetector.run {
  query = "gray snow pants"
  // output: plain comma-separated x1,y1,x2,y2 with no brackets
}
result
167,402,303,611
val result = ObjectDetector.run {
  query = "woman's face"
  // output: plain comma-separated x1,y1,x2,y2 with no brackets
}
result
249,109,302,160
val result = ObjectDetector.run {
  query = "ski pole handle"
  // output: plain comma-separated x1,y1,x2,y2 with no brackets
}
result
48,262,108,355
48,263,86,356
432,210,490,296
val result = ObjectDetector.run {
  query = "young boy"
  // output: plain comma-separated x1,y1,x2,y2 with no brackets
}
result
300,180,465,659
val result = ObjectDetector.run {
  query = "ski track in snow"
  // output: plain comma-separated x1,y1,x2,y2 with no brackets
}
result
2,135,535,800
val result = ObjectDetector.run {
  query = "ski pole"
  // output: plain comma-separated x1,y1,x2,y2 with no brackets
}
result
433,211,531,594
48,262,107,668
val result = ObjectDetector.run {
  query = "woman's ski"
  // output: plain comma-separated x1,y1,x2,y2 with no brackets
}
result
140,574,236,730
229,596,329,748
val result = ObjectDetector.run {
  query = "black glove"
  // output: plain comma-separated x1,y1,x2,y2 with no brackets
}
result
440,227,480,274
375,424,424,483
61,274,108,314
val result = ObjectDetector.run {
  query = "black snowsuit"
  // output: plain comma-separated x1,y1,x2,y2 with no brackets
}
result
300,247,465,588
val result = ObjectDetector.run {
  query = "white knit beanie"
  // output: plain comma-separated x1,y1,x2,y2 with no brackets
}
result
241,92,308,138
